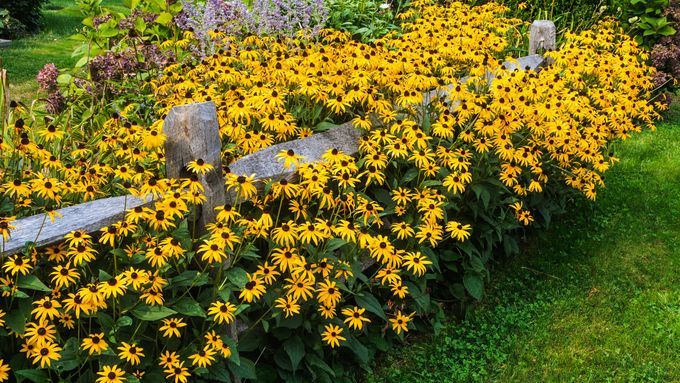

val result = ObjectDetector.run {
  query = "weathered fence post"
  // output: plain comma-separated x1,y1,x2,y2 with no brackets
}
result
162,102,241,382
529,20,557,55
163,101,225,232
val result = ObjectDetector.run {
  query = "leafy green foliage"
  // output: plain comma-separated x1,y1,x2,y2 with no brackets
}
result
325,0,409,41
623,0,676,46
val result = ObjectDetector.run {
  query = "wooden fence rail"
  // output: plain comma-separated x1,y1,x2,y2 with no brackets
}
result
1,21,556,257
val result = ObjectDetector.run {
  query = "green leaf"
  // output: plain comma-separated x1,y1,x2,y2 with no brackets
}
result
234,303,249,315
226,267,249,289
132,305,177,321
468,253,485,273
345,335,369,364
471,183,491,209
401,168,419,184
14,369,48,383
99,27,120,38
658,25,676,35
315,121,340,132
57,73,72,85
283,336,305,371
53,337,80,372
156,12,173,26
75,56,89,68
355,293,386,321
17,275,51,292
372,188,392,206
405,281,431,312
6,299,31,333
305,353,335,377
172,297,206,317
116,316,133,328
171,270,209,288
229,357,257,380
206,363,232,382
463,272,484,300
98,311,115,334
98,269,113,281
324,238,348,253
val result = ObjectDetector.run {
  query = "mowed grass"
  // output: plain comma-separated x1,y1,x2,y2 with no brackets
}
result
0,0,125,103
366,102,680,383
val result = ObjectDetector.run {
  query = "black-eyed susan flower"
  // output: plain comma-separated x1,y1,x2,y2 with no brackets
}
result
207,300,236,325
96,365,126,383
50,265,79,289
274,296,300,318
99,277,127,299
316,279,342,307
24,320,57,346
32,341,62,368
62,292,92,319
318,303,336,319
2,255,32,276
341,306,371,331
82,332,108,355
271,221,298,247
0,360,10,382
0,216,15,241
239,274,266,302
32,296,61,321
164,360,191,383
188,346,216,368
198,240,226,264
403,251,432,276
390,282,409,299
285,275,315,302
117,342,144,365
255,262,280,285
159,350,180,369
445,220,472,241
160,318,187,338
271,247,300,272
276,149,304,169
187,158,214,175
321,324,346,348
140,288,165,306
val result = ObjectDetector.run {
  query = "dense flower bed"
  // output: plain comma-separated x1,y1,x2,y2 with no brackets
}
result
0,1,662,382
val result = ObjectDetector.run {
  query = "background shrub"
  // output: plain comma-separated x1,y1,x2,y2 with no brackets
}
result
325,0,409,41
1,0,48,36
0,8,27,39
650,0,680,97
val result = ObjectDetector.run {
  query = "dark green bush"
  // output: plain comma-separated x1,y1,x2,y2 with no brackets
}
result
2,0,48,35
0,8,27,39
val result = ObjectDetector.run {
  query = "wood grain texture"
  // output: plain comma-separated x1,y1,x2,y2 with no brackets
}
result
529,20,557,55
1,194,153,256
163,101,226,231
228,122,362,180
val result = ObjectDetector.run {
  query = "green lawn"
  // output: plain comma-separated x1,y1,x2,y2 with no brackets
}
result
367,102,680,383
0,0,124,103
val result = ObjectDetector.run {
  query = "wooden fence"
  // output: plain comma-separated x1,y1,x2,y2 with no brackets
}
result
1,21,556,258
